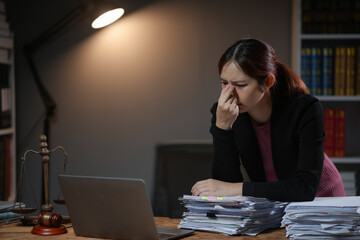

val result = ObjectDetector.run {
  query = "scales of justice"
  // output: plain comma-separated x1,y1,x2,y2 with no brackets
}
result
11,134,70,235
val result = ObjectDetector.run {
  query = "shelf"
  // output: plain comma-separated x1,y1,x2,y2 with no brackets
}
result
0,36,13,49
0,127,14,136
332,157,360,164
0,1,16,202
301,34,360,40
315,96,360,102
0,59,12,65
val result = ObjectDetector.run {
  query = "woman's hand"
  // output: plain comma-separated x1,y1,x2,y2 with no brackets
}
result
216,84,239,130
191,178,243,196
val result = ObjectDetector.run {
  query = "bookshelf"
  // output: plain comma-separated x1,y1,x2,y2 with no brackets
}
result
0,0,16,201
292,0,360,195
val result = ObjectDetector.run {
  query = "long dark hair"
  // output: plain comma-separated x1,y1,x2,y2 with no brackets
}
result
218,38,309,97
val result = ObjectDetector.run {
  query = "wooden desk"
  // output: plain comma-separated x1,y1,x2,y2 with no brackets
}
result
0,217,287,239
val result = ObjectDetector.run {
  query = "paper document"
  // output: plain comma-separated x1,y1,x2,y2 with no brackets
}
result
282,196,360,240
178,195,288,236
0,201,25,226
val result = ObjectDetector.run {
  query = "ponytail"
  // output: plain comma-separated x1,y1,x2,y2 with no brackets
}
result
271,61,309,97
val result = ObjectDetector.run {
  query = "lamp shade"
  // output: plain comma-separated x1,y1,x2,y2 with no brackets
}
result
91,7,124,29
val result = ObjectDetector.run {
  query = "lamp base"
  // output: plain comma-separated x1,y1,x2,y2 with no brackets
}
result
31,225,67,235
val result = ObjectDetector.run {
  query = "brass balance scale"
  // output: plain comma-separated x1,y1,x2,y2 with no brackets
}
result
11,135,69,235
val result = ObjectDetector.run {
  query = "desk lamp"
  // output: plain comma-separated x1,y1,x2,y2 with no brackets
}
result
19,0,125,235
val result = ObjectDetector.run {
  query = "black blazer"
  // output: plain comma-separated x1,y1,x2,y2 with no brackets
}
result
210,94,325,202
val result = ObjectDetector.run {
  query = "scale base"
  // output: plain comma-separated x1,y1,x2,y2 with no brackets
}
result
31,225,68,235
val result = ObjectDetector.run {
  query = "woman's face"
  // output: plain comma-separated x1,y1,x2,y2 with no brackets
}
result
220,61,265,113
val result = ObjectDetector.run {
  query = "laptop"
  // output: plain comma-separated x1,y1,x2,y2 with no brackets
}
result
58,175,194,240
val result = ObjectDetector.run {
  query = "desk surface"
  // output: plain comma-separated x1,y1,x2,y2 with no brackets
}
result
0,217,287,240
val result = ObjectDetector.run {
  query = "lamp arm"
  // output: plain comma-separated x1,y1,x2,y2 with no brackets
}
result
24,48,56,118
23,3,87,137
25,4,87,51
23,48,55,138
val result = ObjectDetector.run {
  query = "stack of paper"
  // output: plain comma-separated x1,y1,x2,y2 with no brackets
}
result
282,196,360,240
0,201,24,225
178,195,288,236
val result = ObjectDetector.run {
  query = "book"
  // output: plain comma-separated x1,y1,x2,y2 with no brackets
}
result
0,20,10,38
0,200,24,225
323,108,347,157
356,46,360,95
0,1,5,14
333,47,340,95
0,21,8,31
0,136,5,200
345,47,355,95
321,47,334,95
4,136,10,200
0,13,6,22
0,211,22,220
310,47,322,95
0,63,10,129
334,109,346,157
339,47,347,95
334,47,346,95
0,48,7,62
301,47,311,91
323,108,335,157
0,36,12,49
301,0,360,34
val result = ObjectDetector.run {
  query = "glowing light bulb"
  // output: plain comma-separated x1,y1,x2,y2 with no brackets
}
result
91,8,125,29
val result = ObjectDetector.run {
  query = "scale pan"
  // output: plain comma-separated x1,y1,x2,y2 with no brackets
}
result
11,208,37,214
53,199,65,205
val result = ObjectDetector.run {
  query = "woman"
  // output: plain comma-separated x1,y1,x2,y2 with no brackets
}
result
191,38,345,202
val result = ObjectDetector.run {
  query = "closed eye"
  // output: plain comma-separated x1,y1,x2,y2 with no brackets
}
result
220,80,247,88
234,84,247,88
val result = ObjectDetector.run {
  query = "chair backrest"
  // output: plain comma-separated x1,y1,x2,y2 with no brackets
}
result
152,141,213,218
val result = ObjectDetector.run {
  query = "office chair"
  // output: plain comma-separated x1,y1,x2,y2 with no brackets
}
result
152,141,213,218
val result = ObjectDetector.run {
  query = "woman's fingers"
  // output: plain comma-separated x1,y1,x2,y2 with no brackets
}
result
192,179,244,197
230,96,239,114
231,95,238,105
192,186,208,196
218,84,233,104
192,179,219,196
219,85,237,110
216,84,239,130
218,95,238,116
191,179,211,196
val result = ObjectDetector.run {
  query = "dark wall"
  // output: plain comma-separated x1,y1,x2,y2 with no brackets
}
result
5,0,292,215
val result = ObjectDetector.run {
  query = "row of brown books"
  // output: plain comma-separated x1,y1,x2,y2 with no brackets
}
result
302,0,360,34
323,108,345,157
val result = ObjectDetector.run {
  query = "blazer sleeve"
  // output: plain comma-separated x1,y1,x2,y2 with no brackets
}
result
210,103,243,182
242,100,325,202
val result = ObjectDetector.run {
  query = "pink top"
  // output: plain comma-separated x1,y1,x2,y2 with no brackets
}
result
252,120,345,197
316,153,345,197
252,120,279,182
